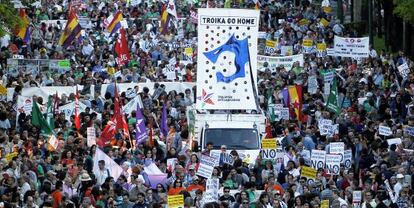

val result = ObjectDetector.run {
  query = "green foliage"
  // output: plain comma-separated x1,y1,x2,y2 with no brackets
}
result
394,0,414,24
0,1,23,37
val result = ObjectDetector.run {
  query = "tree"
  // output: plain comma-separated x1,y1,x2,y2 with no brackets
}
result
393,0,414,24
0,1,23,37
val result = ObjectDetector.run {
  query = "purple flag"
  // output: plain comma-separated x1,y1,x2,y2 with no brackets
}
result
135,103,148,144
282,88,290,107
160,104,168,138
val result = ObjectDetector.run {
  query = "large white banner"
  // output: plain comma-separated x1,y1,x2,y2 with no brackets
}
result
257,54,304,71
333,36,369,58
196,9,260,110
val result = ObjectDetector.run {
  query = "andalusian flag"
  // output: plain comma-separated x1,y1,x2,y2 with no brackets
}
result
288,85,303,121
326,78,340,115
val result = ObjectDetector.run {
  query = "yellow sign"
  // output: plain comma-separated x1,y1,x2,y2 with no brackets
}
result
317,43,327,51
301,166,317,180
184,47,193,56
6,152,18,162
261,138,277,149
265,40,277,48
321,200,329,208
299,19,310,26
168,195,184,208
303,39,313,47
323,6,332,13
0,85,7,95
320,18,329,27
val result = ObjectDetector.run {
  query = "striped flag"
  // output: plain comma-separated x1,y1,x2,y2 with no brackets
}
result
58,8,82,48
160,4,171,34
106,11,123,35
16,9,30,43
288,85,303,121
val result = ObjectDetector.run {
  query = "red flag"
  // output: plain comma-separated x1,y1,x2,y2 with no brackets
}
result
265,119,273,138
113,82,130,138
99,118,117,147
74,86,81,130
53,91,59,116
114,27,130,66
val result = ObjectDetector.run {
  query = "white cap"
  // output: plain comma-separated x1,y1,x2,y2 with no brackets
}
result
396,174,404,179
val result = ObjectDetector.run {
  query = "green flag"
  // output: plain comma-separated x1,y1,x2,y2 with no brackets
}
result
31,101,53,135
46,96,55,130
326,78,340,115
267,92,276,122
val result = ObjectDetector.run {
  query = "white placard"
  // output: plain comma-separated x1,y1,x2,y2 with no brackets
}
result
387,138,402,146
197,155,218,179
261,149,281,160
48,135,58,150
257,54,304,71
343,149,352,169
325,154,341,175
379,125,392,136
311,150,326,170
308,75,318,94
196,9,260,110
87,127,96,147
167,158,177,172
334,36,369,58
330,142,345,162
352,191,362,207
398,62,410,78
204,178,219,203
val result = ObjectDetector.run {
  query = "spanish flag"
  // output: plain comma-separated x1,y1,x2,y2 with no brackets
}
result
16,9,30,43
107,11,123,35
253,0,260,10
58,8,82,48
160,4,170,34
288,85,303,121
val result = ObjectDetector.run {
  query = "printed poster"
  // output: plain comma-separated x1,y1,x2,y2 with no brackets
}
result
196,9,260,110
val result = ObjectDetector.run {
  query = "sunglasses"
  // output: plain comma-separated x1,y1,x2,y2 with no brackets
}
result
242,202,249,204
224,191,230,193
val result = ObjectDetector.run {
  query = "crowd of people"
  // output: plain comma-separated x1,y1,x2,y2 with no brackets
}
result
0,0,413,207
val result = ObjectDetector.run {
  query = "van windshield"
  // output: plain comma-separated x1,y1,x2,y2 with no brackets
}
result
204,128,259,150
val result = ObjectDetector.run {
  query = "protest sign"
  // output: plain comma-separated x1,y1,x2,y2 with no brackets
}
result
93,148,123,181
330,142,345,162
321,200,329,208
261,138,277,149
316,43,327,57
334,36,369,58
270,104,289,121
301,166,317,184
87,127,96,147
197,155,218,178
352,191,362,208
398,62,410,78
261,149,283,160
343,150,352,169
168,195,184,208
167,158,177,173
308,75,318,94
404,126,414,136
221,152,235,166
325,154,341,175
311,150,326,170
204,178,219,203
280,45,293,56
387,138,402,146
265,40,278,54
379,125,392,136
5,152,18,162
196,9,259,110
48,135,58,150
301,150,311,166
257,54,304,71
320,18,329,27
302,39,315,54
209,151,221,166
